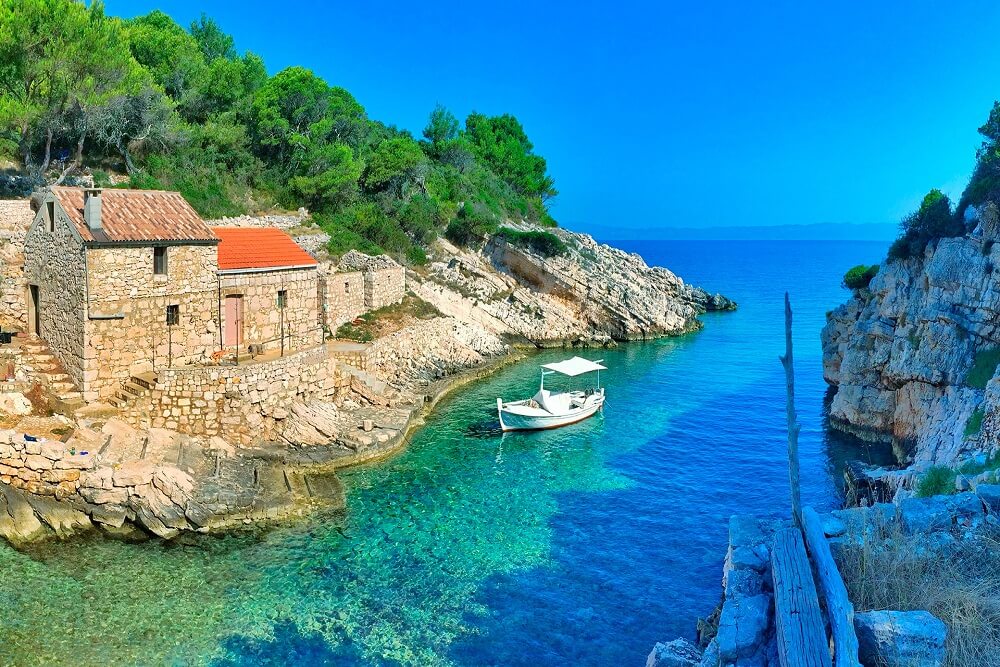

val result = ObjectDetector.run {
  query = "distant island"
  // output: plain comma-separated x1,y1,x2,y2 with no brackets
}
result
585,222,898,242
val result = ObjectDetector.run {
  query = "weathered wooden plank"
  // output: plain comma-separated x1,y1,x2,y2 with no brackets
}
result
779,293,803,526
802,506,861,667
771,527,832,667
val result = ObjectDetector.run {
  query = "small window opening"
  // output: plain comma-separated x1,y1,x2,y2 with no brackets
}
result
46,201,54,232
277,290,287,309
344,281,350,293
166,304,179,326
154,247,168,275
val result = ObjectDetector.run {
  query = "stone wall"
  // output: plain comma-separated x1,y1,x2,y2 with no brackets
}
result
123,345,349,445
0,430,94,499
206,209,308,230
23,199,87,391
0,200,32,331
319,264,365,331
365,266,405,309
85,244,219,400
219,267,322,353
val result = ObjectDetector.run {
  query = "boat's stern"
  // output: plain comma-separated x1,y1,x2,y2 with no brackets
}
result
496,397,507,431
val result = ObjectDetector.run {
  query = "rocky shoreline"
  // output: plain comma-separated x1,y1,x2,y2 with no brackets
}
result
821,217,1000,498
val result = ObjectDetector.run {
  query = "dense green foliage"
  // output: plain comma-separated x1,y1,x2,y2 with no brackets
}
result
887,189,965,261
965,348,1000,389
915,466,957,498
496,227,568,257
842,263,878,290
0,1,558,262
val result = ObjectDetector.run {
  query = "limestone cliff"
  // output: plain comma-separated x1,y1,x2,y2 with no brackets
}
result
822,230,1000,467
410,227,735,346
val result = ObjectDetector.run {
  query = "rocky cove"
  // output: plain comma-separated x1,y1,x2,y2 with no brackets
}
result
0,199,735,545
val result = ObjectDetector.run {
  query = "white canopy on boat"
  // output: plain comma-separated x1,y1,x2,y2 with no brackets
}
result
541,356,607,377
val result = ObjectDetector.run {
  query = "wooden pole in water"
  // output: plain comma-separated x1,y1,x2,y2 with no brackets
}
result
779,292,803,527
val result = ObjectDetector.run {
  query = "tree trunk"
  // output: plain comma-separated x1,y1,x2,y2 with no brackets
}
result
19,125,32,172
38,127,53,175
54,131,86,186
121,144,137,175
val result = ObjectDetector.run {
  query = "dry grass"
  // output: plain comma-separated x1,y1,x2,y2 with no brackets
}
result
836,515,1000,666
24,382,51,416
335,294,441,342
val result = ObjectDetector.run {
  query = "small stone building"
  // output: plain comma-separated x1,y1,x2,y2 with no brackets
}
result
213,227,321,355
319,263,365,330
24,187,321,402
337,250,406,310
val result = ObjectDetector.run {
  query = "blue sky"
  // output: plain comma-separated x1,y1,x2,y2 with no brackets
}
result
106,1,1000,236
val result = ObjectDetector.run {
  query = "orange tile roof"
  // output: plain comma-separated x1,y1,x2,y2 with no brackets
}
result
52,186,218,243
212,227,318,271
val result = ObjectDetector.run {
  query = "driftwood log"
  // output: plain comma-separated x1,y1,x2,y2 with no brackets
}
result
802,506,861,667
772,527,831,667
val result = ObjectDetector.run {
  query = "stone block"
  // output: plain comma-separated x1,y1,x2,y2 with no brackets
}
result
716,594,771,662
24,454,52,471
79,486,128,505
975,484,1000,514
112,461,155,487
855,610,946,667
39,440,65,460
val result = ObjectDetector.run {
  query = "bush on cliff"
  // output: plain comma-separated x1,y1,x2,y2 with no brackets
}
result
495,227,568,258
842,264,879,290
965,348,1000,389
888,189,965,261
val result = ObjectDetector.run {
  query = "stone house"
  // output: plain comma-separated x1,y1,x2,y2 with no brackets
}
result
24,187,320,402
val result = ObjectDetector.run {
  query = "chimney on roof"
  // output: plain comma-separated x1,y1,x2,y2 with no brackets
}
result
83,188,102,231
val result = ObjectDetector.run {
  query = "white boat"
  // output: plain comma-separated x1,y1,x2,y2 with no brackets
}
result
497,356,607,432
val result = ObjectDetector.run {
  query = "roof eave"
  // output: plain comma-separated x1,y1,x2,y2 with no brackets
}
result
217,263,318,275
84,238,220,248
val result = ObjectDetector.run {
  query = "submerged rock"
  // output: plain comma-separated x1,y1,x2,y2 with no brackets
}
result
646,638,701,667
855,610,946,667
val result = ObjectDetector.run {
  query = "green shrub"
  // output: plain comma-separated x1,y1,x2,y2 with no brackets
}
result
91,169,113,188
966,348,1000,389
964,407,986,438
406,245,427,265
444,205,499,247
888,189,965,261
915,466,957,498
842,264,879,290
495,227,568,257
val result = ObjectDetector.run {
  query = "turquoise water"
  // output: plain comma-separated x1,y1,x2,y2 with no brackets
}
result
0,240,892,666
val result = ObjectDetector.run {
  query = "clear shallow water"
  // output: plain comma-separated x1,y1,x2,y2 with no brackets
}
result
0,240,894,666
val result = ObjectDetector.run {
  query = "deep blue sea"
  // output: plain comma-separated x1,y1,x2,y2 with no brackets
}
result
0,240,892,666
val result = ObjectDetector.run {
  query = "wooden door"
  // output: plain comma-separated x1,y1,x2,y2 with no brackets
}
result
29,285,40,335
224,295,243,347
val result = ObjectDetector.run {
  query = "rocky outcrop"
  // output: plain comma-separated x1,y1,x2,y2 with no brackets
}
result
412,229,734,347
855,611,947,667
822,231,1000,467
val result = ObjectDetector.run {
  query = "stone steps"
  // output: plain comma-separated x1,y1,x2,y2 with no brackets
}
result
340,362,396,403
15,337,84,413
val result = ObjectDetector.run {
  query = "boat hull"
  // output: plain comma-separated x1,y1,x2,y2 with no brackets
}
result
497,395,604,432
